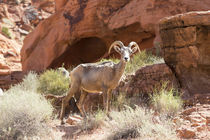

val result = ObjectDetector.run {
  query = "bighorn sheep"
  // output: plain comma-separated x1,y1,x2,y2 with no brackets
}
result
60,41,140,124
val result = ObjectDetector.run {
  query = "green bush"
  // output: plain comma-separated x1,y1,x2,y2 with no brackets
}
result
0,73,53,139
151,83,183,116
38,69,70,96
1,26,11,38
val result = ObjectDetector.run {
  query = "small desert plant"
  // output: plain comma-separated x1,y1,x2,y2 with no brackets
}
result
0,73,53,139
1,26,11,38
103,106,177,140
111,92,130,111
151,83,183,117
38,69,70,95
78,109,107,131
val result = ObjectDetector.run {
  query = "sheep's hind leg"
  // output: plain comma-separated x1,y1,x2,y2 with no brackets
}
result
77,91,88,117
106,89,112,112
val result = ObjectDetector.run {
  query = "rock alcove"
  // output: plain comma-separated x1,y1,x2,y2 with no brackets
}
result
49,37,107,69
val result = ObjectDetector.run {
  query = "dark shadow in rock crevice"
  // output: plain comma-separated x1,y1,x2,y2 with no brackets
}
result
49,37,107,69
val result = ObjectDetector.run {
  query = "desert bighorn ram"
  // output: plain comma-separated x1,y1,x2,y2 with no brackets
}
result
60,41,140,124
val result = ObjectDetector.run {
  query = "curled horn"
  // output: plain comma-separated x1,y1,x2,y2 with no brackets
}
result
128,41,141,52
108,41,124,54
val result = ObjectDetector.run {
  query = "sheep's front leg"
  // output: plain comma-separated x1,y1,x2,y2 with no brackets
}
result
60,83,80,124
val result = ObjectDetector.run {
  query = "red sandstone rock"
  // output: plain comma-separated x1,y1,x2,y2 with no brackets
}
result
159,11,210,96
177,104,210,139
177,128,196,139
0,34,21,73
21,0,210,71
0,71,25,89
31,0,55,13
114,63,179,96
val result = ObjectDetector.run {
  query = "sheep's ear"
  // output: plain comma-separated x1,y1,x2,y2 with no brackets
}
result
114,46,121,54
131,46,138,54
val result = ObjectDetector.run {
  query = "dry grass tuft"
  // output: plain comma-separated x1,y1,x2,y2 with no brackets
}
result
151,83,183,117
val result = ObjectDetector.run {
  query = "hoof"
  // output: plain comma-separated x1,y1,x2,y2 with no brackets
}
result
60,120,65,125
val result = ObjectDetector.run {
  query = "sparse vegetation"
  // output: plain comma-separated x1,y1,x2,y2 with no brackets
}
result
111,92,130,111
1,26,12,38
79,109,107,131
103,106,177,140
78,85,182,139
38,69,70,96
125,50,164,74
151,83,183,117
0,72,53,139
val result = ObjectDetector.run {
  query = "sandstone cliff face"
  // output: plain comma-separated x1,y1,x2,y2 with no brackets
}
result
0,1,53,74
21,0,210,71
159,11,210,95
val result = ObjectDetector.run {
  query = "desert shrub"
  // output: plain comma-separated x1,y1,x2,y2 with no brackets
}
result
151,83,183,117
1,26,11,38
78,109,107,131
0,73,53,139
38,69,70,95
111,92,130,111
103,106,177,140
9,71,39,93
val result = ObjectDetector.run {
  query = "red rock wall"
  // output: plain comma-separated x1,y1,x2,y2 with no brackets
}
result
159,11,210,95
21,0,210,71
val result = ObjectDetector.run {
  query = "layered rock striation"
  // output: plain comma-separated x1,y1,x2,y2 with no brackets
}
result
159,11,210,95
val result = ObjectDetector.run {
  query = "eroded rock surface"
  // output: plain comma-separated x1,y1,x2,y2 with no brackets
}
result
0,34,21,75
0,1,53,74
159,11,210,96
114,63,179,97
176,103,210,139
21,0,210,71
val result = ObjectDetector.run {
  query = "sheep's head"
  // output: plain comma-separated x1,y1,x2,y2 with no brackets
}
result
108,41,140,62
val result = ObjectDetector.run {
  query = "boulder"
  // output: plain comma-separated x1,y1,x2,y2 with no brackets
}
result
0,71,25,89
159,11,210,96
21,0,210,71
114,63,179,96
